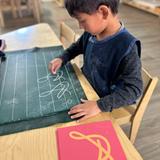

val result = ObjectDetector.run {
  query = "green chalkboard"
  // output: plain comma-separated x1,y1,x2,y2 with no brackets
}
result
0,46,86,135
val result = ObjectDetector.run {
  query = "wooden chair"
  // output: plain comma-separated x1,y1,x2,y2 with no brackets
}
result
111,68,158,143
73,64,158,144
0,0,18,27
60,21,75,49
0,0,41,27
14,0,41,22
60,21,82,67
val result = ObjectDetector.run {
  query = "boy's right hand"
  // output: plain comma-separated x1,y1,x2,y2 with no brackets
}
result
49,58,63,74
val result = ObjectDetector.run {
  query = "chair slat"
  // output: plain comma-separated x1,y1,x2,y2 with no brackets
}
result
111,67,158,143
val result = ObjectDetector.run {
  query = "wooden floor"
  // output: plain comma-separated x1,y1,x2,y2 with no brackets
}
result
0,1,160,160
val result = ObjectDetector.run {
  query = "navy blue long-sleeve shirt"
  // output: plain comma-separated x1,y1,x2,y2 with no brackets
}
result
59,29,143,112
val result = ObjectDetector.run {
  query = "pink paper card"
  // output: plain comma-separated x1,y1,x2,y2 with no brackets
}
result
56,120,126,160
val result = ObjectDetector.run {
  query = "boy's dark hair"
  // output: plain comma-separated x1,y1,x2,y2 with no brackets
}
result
64,0,120,16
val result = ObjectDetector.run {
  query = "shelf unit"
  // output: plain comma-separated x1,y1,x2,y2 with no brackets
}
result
122,0,160,16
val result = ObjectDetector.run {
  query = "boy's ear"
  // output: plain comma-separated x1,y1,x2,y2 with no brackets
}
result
97,5,109,19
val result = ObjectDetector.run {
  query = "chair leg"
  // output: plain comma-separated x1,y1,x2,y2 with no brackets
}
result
0,11,5,27
10,0,18,18
129,119,141,144
37,0,42,14
16,0,23,18
26,0,32,14
32,0,40,23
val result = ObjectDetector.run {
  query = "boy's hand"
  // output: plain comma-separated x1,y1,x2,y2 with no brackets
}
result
68,99,101,122
49,58,63,74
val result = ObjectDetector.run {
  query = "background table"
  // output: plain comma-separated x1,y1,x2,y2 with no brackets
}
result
0,23,61,51
0,23,143,160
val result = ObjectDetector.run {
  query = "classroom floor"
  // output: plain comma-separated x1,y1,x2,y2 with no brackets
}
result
0,1,160,160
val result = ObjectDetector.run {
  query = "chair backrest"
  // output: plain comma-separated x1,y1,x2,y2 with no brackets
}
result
55,0,64,7
111,67,158,143
60,22,76,48
59,22,83,67
129,68,158,142
134,68,154,108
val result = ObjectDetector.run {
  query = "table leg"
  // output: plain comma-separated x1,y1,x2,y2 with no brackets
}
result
0,11,5,27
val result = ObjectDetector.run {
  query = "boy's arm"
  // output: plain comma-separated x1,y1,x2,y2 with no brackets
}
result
59,32,89,65
97,45,143,112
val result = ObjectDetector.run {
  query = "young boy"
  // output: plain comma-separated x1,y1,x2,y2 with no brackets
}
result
49,0,143,122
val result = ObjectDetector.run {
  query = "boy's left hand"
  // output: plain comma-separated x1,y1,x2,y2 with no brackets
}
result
68,99,101,122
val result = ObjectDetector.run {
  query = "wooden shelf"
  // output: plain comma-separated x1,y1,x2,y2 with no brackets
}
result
122,0,160,16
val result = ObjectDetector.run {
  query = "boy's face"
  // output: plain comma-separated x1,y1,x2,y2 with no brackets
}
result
75,11,107,35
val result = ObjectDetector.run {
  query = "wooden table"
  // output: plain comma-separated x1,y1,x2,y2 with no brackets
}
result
0,23,61,51
0,23,143,160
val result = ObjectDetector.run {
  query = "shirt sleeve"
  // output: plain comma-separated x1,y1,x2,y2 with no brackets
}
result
97,45,143,112
58,32,86,65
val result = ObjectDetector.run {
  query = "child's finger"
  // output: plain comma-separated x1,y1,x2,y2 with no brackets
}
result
53,66,60,74
48,62,54,73
77,114,90,123
70,112,86,119
80,99,88,103
68,107,83,114
52,67,57,74
50,64,57,74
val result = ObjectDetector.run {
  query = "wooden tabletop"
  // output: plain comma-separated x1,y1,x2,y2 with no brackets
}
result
0,23,143,160
0,23,61,51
